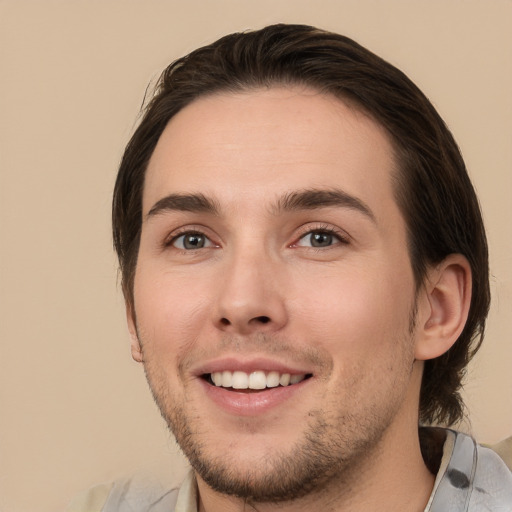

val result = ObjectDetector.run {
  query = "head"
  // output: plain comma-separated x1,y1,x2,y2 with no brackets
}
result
113,26,490,503
113,24,489,430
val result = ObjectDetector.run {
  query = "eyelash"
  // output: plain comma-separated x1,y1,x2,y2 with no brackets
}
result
165,228,216,250
164,224,349,251
293,225,349,249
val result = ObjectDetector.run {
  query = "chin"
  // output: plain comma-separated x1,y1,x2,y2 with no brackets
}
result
166,403,390,503
188,437,344,502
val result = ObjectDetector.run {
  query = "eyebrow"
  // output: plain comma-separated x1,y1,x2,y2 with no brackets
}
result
146,188,376,223
146,193,220,219
273,189,376,222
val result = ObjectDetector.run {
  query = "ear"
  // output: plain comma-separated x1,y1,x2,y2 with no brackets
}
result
415,254,472,361
126,303,144,363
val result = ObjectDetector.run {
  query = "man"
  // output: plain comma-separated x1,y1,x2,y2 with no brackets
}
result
74,24,512,511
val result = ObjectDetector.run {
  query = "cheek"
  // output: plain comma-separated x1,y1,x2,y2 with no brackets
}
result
133,267,213,355
290,267,416,407
290,263,414,354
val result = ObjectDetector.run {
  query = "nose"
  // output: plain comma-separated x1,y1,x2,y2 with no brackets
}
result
214,249,288,335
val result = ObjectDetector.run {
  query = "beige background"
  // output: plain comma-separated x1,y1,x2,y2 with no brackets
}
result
1,1,511,511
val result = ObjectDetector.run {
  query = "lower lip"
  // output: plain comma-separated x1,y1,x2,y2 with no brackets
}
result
200,378,310,416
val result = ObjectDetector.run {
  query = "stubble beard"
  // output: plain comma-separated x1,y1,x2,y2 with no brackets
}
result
162,401,393,503
141,334,417,504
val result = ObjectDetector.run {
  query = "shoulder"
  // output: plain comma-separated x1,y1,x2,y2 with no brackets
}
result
470,437,512,509
66,482,113,512
485,435,512,472
434,430,512,510
425,429,512,511
66,472,187,512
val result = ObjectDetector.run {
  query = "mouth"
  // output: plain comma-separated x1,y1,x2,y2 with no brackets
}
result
202,370,313,392
198,362,315,415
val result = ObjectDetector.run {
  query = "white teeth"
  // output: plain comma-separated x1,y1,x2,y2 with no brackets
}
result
221,370,232,387
290,374,305,384
208,370,307,389
279,373,291,386
232,371,249,389
212,372,223,386
248,371,267,389
266,371,280,388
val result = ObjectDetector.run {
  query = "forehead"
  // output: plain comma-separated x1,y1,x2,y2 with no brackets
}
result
143,86,399,221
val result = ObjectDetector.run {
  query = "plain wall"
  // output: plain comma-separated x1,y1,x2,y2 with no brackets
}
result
1,1,511,511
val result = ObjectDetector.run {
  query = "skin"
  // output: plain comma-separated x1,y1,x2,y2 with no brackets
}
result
128,87,471,511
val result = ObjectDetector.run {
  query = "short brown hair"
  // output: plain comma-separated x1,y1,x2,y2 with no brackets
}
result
113,24,490,426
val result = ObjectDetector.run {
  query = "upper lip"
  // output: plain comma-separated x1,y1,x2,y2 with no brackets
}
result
193,356,313,377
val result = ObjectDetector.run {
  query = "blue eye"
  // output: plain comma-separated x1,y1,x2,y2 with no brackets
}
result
172,232,213,250
296,230,343,248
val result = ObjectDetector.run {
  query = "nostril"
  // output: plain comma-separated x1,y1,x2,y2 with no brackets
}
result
218,315,272,328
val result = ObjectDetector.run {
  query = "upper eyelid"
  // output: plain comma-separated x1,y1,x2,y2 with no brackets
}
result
163,225,217,247
172,232,216,250
294,231,348,248
294,223,350,242
160,222,350,247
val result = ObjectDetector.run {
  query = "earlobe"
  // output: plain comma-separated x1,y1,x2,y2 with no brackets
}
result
415,254,472,361
126,303,144,363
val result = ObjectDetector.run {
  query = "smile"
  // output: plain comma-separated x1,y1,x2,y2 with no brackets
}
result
206,370,309,390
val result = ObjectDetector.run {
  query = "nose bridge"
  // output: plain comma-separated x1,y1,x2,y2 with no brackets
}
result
215,237,287,333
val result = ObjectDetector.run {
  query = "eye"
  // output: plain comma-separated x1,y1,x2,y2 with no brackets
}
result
171,232,215,250
295,229,346,248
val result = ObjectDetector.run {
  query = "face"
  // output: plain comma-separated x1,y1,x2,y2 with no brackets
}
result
130,87,423,501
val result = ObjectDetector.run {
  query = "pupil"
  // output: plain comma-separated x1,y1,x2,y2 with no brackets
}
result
311,232,332,247
184,234,204,249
